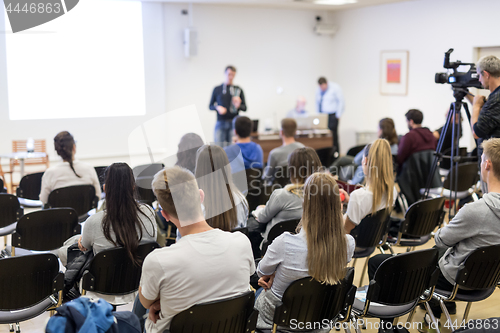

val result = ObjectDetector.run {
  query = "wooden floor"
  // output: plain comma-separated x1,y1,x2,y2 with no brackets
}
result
1,210,499,332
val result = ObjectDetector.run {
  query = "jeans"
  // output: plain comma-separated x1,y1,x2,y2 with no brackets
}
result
214,120,234,146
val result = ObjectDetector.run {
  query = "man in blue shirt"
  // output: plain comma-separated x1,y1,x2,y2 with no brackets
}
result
316,77,345,156
225,116,263,170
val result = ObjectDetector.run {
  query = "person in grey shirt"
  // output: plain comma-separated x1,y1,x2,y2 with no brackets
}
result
254,147,322,242
262,118,305,185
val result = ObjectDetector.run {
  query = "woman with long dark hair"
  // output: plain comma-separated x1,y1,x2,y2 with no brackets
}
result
79,162,157,303
39,131,101,204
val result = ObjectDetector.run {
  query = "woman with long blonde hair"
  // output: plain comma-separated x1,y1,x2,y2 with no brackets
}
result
343,138,396,233
254,172,355,330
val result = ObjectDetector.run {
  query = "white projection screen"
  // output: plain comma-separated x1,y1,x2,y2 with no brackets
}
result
4,0,146,120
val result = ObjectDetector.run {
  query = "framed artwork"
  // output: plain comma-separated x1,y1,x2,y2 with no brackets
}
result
380,50,409,95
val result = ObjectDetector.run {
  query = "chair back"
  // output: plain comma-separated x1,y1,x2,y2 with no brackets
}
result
170,291,257,333
443,162,479,192
350,208,391,248
246,167,262,189
455,245,500,290
267,219,300,245
246,186,271,213
16,172,44,200
0,177,6,193
274,166,290,187
12,139,49,166
0,253,63,310
47,185,98,216
94,166,107,192
0,194,23,228
369,248,439,305
316,147,335,168
12,208,79,251
274,268,356,328
400,197,445,237
232,227,249,237
346,145,366,157
82,242,160,295
135,176,156,207
132,163,164,179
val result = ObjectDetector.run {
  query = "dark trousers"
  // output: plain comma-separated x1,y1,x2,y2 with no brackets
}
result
328,114,339,154
368,247,457,319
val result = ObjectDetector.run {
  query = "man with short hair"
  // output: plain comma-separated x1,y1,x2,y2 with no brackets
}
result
316,77,344,155
397,109,437,166
262,118,304,185
286,96,309,118
209,65,247,146
139,166,255,333
224,116,264,170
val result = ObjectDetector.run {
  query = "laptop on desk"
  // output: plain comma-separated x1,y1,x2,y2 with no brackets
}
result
295,114,328,130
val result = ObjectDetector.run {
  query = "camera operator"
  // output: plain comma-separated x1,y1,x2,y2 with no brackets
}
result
471,55,500,143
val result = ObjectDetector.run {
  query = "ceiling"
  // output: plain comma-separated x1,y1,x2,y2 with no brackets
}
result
139,0,415,11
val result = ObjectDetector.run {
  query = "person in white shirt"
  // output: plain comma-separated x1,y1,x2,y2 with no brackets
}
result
139,166,255,333
255,172,355,331
342,139,396,233
39,131,101,204
316,77,345,156
286,96,309,118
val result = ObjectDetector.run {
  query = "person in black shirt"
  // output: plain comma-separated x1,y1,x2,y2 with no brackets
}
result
209,65,247,146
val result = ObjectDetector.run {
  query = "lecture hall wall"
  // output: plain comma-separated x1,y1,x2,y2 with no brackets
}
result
1,0,500,177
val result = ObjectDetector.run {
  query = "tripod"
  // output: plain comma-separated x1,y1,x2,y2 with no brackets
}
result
422,88,476,219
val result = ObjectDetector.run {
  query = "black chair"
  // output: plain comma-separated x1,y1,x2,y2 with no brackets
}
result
350,208,392,286
426,162,479,201
10,208,80,256
316,146,335,168
0,253,64,333
261,219,300,257
170,291,257,333
135,176,156,207
0,194,23,245
246,167,263,189
261,268,357,333
232,226,249,237
46,185,98,221
273,166,290,188
15,171,44,208
352,248,440,331
386,197,445,253
0,177,7,193
247,186,272,214
82,242,160,297
94,166,107,194
432,245,500,331
346,144,366,157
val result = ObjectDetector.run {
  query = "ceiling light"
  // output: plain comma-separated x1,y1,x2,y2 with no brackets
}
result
314,0,358,5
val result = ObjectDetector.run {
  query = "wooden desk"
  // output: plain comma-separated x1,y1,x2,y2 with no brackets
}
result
251,130,332,162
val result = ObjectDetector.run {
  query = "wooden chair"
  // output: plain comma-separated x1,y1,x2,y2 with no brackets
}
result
7,139,50,191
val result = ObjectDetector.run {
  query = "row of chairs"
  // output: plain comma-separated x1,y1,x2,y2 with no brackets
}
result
0,242,159,332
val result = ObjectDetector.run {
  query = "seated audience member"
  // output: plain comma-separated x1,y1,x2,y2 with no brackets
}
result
286,96,309,118
254,172,355,331
262,118,305,185
397,109,437,167
369,138,500,331
224,116,264,169
77,163,157,303
252,147,322,243
39,131,101,204
343,139,396,234
139,166,255,333
333,118,398,184
195,144,248,230
174,133,204,173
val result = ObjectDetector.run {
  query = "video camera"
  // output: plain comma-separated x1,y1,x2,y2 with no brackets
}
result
435,49,483,89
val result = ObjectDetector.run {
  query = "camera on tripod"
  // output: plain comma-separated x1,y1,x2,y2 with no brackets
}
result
435,48,483,89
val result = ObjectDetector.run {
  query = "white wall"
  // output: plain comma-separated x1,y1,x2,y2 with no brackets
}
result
162,3,337,143
330,0,500,151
